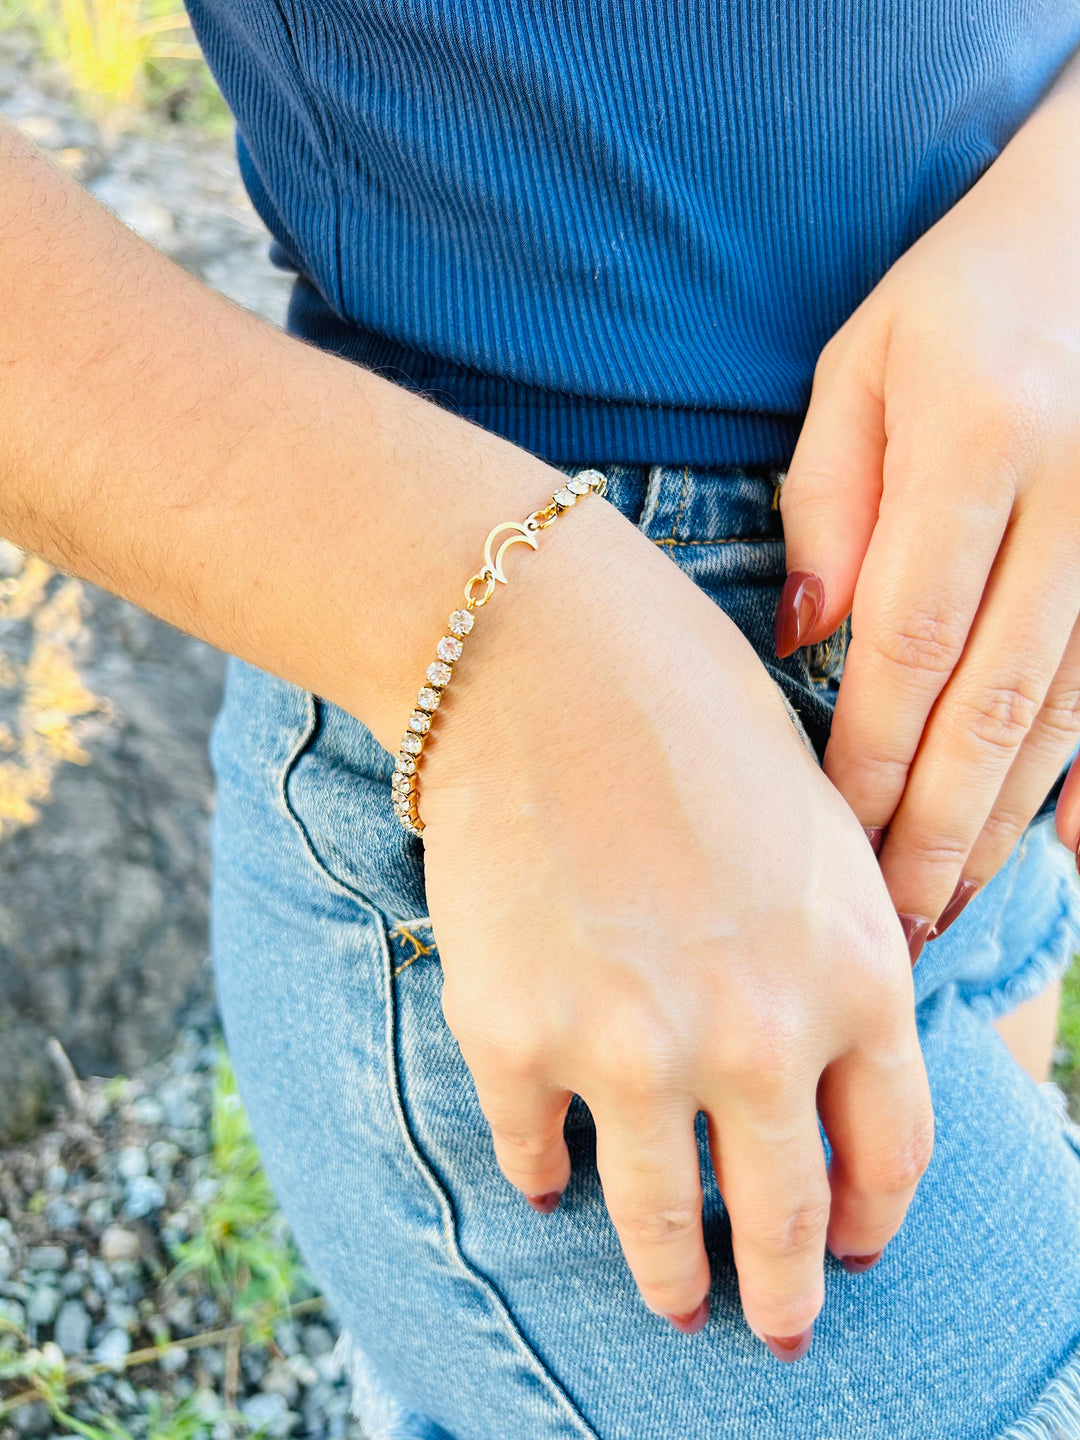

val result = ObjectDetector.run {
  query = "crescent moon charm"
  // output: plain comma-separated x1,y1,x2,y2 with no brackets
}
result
482,520,540,584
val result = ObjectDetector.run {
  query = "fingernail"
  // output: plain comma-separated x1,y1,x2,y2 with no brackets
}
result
928,878,980,941
863,826,885,856
840,1249,884,1274
763,1325,814,1362
526,1192,562,1214
664,1298,710,1335
898,913,933,967
774,572,825,658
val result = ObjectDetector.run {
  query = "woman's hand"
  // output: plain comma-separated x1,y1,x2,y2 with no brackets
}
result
775,48,1080,957
418,494,933,1355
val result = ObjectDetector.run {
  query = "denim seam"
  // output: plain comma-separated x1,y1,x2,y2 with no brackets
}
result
276,719,599,1435
378,918,602,1440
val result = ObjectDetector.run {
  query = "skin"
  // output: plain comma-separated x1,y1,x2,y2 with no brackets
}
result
0,37,1075,1361
777,41,1080,951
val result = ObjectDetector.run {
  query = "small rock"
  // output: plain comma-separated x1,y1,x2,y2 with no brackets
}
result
123,1174,165,1218
261,1359,300,1403
54,1299,91,1356
241,1392,292,1436
116,1147,148,1181
99,1226,140,1263
131,1096,165,1127
43,1165,67,1192
0,1298,26,1333
25,1245,66,1271
105,1300,138,1331
93,1327,131,1370
44,1198,80,1231
85,1197,112,1227
12,1399,50,1437
61,1270,85,1297
26,1286,61,1326
302,1323,335,1360
159,1345,188,1374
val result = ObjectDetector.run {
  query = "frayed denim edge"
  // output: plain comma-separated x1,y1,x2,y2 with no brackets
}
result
331,1330,450,1440
960,869,1080,1028
993,1336,1080,1440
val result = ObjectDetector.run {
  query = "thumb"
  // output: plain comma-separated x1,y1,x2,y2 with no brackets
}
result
775,331,888,658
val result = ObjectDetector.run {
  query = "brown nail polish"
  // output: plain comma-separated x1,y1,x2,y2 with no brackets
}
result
526,1192,562,1214
928,878,980,941
840,1250,884,1274
863,826,885,856
774,572,825,658
763,1325,814,1362
664,1298,710,1335
898,913,933,967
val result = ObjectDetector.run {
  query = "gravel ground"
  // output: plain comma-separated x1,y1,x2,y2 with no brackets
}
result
0,24,365,1440
0,1002,364,1440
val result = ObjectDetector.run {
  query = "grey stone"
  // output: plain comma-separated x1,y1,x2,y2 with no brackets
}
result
241,1392,292,1436
54,1299,92,1355
44,1198,80,1231
12,1399,50,1437
99,1226,140,1263
0,1298,26,1332
93,1327,131,1370
26,1285,61,1325
123,1175,165,1218
116,1147,148,1180
25,1245,66,1271
159,1344,188,1374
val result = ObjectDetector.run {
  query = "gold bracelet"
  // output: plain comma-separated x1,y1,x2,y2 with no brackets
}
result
391,468,609,837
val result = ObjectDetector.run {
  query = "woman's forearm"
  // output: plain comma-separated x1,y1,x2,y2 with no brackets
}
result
0,115,587,752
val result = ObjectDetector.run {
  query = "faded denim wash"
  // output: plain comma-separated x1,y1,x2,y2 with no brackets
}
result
210,463,1080,1439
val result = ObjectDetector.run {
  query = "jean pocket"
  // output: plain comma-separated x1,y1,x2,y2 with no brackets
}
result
282,694,430,924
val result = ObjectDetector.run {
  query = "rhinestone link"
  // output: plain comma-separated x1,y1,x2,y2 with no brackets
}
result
392,469,607,838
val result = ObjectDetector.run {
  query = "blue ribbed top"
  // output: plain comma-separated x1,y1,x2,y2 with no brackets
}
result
184,0,1080,467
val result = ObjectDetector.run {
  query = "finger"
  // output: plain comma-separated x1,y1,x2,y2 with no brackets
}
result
468,1054,573,1212
708,1090,831,1358
878,498,1079,932
817,1038,934,1270
1056,747,1080,854
824,407,1021,848
591,1096,711,1328
942,615,1080,926
777,330,887,655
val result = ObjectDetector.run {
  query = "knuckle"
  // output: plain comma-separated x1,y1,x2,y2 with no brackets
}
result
717,1011,803,1098
611,1203,701,1249
1036,686,1080,746
871,600,967,683
959,678,1043,758
493,1126,561,1165
741,1192,832,1257
590,1016,682,1100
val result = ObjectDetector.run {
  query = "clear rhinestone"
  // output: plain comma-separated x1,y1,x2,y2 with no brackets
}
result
567,476,591,495
448,609,475,637
436,635,463,663
416,686,442,712
408,711,431,734
553,487,577,508
400,732,423,756
426,660,452,687
391,772,412,792
394,754,416,775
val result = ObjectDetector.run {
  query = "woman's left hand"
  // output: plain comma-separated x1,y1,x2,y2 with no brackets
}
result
776,45,1080,958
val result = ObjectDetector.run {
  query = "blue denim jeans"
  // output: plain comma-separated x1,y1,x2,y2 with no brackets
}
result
209,463,1080,1439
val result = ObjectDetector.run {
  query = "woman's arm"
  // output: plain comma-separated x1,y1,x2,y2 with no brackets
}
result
0,114,932,1353
0,114,571,751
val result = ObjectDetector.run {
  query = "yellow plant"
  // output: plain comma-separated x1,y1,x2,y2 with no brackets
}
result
38,0,202,108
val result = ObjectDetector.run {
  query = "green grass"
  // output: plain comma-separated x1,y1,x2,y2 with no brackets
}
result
0,0,232,131
1053,953,1080,1115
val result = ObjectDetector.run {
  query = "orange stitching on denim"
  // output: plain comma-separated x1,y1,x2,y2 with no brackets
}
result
389,923,434,977
651,535,779,548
